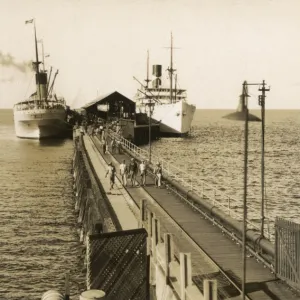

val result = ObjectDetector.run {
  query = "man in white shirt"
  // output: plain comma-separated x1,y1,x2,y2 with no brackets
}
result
139,160,147,186
119,160,128,187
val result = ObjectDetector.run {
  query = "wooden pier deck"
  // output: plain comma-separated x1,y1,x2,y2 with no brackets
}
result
84,134,300,300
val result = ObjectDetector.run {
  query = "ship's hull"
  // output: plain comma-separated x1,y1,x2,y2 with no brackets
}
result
13,109,72,139
137,100,196,136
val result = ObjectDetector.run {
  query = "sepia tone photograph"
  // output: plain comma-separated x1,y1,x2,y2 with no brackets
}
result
0,0,300,299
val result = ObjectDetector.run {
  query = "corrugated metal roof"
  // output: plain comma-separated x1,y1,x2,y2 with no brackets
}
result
82,91,134,109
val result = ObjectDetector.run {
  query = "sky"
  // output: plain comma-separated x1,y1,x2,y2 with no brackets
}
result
1,0,300,109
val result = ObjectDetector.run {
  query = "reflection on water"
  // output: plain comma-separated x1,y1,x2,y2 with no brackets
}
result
39,138,68,147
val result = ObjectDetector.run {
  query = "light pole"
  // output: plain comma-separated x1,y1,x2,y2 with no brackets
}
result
240,80,270,300
145,97,155,164
242,81,249,300
243,80,270,238
258,80,270,238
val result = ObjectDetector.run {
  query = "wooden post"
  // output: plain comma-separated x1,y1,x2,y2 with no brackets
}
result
147,210,153,256
164,233,175,284
203,279,217,300
156,218,161,243
147,210,153,235
139,199,146,228
152,216,158,263
65,273,70,300
180,253,192,300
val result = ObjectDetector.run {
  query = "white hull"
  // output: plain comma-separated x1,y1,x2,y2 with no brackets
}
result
13,108,70,139
137,100,196,135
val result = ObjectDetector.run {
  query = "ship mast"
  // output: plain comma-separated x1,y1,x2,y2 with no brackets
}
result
46,66,53,98
33,20,42,102
175,74,177,102
47,69,59,98
170,33,173,103
145,50,151,89
167,33,176,104
38,39,45,72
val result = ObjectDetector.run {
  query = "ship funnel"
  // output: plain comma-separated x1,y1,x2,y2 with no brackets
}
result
36,72,48,99
152,65,162,77
152,78,162,88
152,64,162,88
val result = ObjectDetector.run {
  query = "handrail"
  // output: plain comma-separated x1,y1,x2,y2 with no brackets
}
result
107,129,274,240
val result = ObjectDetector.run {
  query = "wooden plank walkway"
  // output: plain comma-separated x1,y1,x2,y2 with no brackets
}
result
87,135,300,300
83,135,139,230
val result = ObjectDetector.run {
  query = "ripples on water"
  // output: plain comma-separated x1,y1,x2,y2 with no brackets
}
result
148,109,300,235
0,110,85,299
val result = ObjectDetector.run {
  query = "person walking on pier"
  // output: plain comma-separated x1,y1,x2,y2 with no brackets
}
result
105,162,116,190
129,158,138,187
139,160,147,186
154,162,162,188
116,139,121,154
80,125,84,136
119,160,128,187
99,124,104,141
111,139,116,154
102,138,107,154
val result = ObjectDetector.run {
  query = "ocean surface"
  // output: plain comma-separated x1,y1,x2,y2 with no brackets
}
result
0,109,85,300
148,109,300,237
1,108,300,298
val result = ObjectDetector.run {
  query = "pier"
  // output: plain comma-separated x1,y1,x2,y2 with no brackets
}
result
71,129,300,300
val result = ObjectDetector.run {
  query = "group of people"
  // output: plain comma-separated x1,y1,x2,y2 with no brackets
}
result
102,138,121,155
105,157,162,190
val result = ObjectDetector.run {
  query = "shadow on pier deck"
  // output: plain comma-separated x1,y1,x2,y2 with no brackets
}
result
81,132,300,300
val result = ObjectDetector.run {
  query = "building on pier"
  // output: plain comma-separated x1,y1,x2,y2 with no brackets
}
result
82,91,160,145
82,91,136,121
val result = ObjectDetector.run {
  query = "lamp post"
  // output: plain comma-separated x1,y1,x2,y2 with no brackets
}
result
258,80,270,238
243,80,270,238
240,80,270,300
242,81,249,300
145,97,155,164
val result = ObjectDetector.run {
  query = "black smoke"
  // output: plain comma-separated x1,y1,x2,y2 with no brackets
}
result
0,51,33,73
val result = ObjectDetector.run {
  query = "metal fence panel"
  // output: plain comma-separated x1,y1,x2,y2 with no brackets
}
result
87,228,149,300
275,217,300,291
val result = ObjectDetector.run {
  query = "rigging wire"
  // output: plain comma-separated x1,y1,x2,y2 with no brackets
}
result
24,72,35,98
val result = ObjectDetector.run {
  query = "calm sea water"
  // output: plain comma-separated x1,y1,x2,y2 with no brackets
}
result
149,109,300,236
0,109,85,300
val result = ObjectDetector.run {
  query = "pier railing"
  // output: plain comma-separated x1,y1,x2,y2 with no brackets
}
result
275,217,300,291
107,130,273,240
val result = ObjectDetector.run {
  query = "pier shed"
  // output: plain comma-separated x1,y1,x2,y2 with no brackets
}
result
82,91,160,145
82,91,136,121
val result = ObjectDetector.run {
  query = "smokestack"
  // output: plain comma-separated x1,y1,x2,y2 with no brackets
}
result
36,72,47,99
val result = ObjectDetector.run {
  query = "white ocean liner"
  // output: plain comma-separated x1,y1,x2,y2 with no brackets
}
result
134,34,196,136
13,19,69,139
